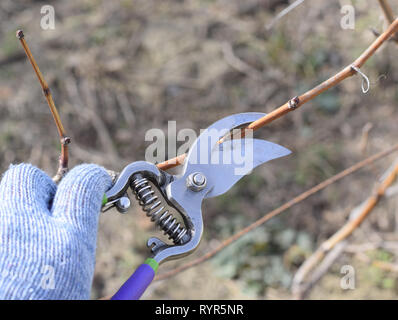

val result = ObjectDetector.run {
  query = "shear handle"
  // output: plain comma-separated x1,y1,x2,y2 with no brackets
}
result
111,258,158,300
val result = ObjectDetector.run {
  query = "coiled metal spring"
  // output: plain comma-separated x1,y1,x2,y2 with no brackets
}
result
131,175,187,244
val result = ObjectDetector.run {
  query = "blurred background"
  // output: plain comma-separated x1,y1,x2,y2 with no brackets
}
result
0,0,397,299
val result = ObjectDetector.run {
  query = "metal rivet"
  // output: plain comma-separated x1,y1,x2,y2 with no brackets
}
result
116,196,130,213
186,172,207,191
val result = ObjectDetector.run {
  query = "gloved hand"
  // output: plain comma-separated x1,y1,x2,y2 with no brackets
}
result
0,163,112,300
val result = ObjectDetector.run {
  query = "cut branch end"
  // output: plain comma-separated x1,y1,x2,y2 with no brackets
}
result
17,29,70,182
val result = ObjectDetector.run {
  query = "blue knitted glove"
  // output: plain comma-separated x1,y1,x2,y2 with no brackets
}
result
0,163,112,300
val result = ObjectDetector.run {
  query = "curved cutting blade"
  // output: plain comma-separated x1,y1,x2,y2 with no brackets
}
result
204,138,291,198
182,112,266,175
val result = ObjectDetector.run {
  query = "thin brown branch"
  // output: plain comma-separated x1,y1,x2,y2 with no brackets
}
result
16,30,70,182
155,144,398,281
291,158,398,299
292,241,348,300
377,0,398,43
379,0,396,24
157,18,398,171
325,163,398,250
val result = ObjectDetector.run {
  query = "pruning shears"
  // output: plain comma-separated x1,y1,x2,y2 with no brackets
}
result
101,112,291,299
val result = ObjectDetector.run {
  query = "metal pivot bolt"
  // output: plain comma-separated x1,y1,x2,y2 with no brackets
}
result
186,172,207,192
116,195,131,213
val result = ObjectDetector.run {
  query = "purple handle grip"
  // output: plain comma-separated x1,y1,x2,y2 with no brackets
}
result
111,263,155,300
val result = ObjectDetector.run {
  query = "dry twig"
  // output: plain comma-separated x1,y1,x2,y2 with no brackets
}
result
292,241,348,300
373,1,398,43
378,0,398,43
291,159,398,299
16,30,70,182
379,0,396,24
